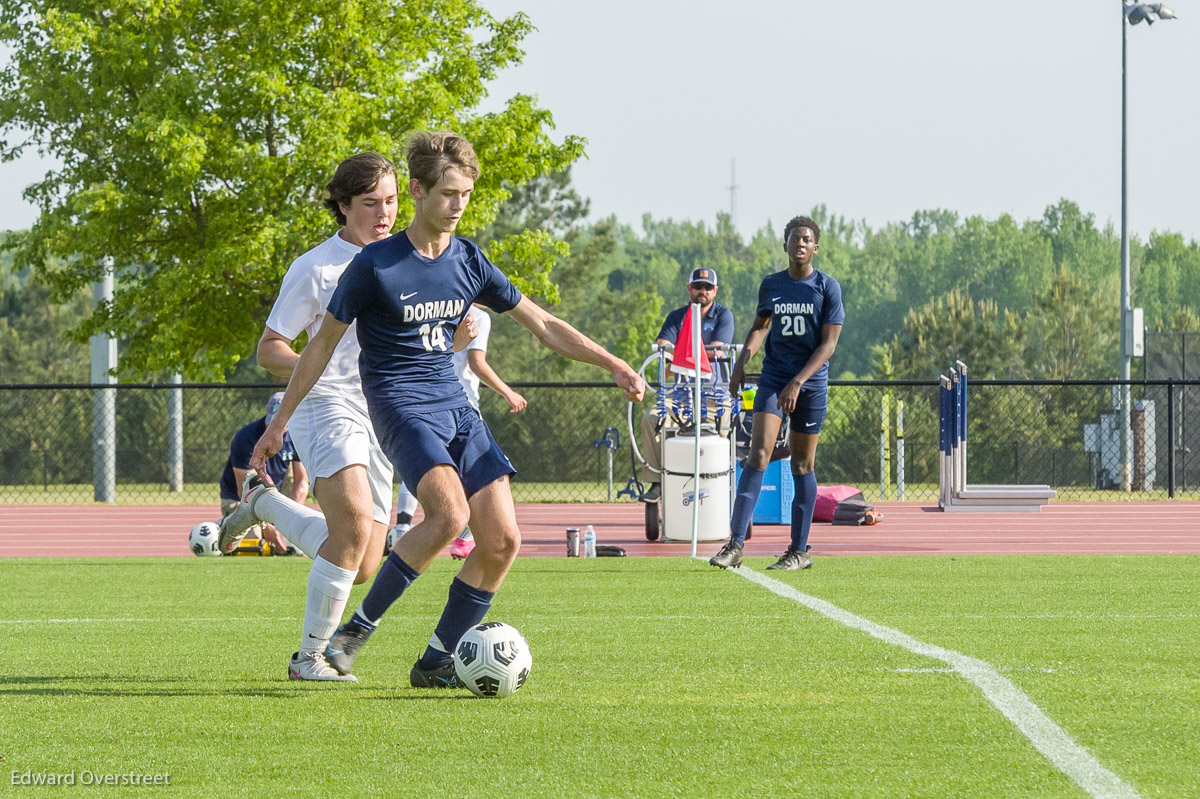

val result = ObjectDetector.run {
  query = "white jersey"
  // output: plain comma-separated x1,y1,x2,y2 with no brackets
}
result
453,306,490,410
266,232,368,411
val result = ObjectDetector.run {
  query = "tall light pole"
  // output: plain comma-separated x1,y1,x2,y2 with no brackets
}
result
1120,1,1176,491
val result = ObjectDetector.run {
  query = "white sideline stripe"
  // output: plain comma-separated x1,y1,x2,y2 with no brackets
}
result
722,563,1141,799
0,617,301,624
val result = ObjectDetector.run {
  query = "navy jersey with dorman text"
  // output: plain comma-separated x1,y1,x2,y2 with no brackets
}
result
327,234,523,412
756,268,845,391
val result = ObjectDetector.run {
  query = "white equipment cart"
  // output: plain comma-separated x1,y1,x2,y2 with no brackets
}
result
628,343,742,542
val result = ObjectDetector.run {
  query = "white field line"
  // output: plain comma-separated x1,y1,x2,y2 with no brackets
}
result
0,617,301,624
721,563,1141,799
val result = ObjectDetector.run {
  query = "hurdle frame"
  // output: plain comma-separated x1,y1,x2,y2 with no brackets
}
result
939,360,1056,512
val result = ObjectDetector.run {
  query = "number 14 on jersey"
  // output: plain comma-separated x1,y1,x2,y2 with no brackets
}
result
419,321,450,352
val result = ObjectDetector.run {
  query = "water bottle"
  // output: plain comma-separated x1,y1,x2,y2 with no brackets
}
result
583,524,597,558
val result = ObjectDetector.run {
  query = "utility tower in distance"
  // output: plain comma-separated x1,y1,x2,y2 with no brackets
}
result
727,159,739,227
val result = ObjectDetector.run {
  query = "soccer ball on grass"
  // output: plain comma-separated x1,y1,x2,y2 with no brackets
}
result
189,521,222,556
454,621,532,698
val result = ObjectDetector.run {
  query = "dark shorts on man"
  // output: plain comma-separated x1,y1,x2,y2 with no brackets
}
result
373,404,516,498
753,379,828,434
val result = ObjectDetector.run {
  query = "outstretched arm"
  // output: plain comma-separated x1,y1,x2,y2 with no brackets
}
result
506,297,644,401
250,318,348,472
467,349,526,412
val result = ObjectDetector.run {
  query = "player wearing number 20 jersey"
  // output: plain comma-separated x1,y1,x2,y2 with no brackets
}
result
711,215,843,574
755,267,844,394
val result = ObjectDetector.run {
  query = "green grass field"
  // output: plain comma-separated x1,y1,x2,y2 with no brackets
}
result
2,555,1197,797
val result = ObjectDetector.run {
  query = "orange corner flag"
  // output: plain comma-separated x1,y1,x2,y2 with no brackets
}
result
669,305,713,378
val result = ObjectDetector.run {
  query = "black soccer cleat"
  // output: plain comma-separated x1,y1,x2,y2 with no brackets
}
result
708,539,744,570
766,546,812,571
409,658,459,689
324,619,374,676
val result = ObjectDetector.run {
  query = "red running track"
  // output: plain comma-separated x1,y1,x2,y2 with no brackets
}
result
1,502,1198,558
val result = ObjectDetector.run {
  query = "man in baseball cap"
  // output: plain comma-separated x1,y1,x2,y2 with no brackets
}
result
638,267,735,502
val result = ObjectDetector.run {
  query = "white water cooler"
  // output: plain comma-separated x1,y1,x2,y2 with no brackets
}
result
662,432,731,542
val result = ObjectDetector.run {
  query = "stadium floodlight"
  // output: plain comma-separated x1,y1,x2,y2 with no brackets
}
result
1119,1,1177,491
1126,2,1177,24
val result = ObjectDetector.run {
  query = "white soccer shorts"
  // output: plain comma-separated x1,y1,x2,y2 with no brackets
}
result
286,394,394,523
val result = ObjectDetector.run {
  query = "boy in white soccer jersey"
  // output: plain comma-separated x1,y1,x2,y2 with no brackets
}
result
251,131,643,688
219,153,412,680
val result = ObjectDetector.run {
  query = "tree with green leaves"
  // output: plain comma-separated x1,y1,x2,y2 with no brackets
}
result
0,0,582,379
886,288,1025,379
0,239,91,383
1025,269,1118,380
1138,232,1200,331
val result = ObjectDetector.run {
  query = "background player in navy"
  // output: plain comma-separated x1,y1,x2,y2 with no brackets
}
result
218,392,305,554
251,131,644,687
710,215,844,571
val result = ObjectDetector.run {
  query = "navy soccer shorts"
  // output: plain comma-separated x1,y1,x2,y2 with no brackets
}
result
373,404,516,499
753,379,828,434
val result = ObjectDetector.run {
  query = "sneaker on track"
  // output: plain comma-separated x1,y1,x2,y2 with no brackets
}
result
450,528,475,560
288,651,357,682
385,523,410,553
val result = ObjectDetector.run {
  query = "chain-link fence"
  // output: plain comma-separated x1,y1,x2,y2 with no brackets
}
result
1145,332,1200,381
2,380,1199,504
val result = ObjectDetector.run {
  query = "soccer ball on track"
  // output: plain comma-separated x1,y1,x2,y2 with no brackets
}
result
454,621,532,698
189,521,222,556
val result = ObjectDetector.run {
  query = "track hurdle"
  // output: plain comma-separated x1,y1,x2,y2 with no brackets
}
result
939,360,1056,512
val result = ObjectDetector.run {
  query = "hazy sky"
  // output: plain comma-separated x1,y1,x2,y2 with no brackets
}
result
2,0,1197,242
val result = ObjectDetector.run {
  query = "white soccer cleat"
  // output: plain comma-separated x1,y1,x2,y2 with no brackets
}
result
385,523,410,553
217,471,272,554
288,651,357,682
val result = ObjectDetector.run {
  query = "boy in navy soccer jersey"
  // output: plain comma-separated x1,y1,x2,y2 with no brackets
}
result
709,215,844,571
251,131,644,687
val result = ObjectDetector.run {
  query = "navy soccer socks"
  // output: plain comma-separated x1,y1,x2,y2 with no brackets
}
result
729,465,765,546
355,550,421,627
419,577,494,668
791,469,817,552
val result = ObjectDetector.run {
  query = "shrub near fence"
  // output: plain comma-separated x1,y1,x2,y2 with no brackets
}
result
2,380,1199,504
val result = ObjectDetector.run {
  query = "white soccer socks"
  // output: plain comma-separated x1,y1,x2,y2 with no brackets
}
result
300,555,357,655
251,488,329,558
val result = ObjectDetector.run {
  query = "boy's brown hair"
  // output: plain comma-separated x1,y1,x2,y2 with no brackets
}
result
324,152,396,225
406,131,480,189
